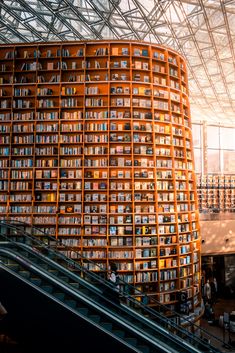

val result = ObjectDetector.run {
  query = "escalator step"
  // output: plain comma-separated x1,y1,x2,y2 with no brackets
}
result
100,322,113,331
28,257,38,263
19,270,30,279
69,282,79,289
30,278,42,286
19,251,28,257
7,263,19,271
54,292,65,301
58,276,69,283
77,307,89,316
145,328,155,335
64,299,77,308
79,288,90,295
41,285,53,293
134,322,143,329
113,330,125,338
25,240,33,246
40,264,49,270
125,337,138,346
138,345,150,353
48,269,59,276
17,237,25,243
89,314,101,323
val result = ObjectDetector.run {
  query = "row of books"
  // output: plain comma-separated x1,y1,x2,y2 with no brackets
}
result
3,46,183,63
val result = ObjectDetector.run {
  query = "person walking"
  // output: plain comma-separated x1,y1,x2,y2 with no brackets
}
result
204,279,212,304
108,263,120,290
106,262,120,304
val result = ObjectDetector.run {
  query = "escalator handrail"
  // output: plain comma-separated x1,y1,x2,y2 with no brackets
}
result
3,239,210,350
0,231,193,342
0,220,203,330
0,219,226,352
0,220,200,319
0,248,201,353
0,219,227,352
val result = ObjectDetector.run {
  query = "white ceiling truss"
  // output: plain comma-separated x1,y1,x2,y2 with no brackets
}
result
0,0,235,124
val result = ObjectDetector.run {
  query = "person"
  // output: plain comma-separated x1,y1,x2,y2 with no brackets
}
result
204,279,211,304
213,278,218,297
142,294,149,306
107,262,120,291
204,302,215,324
106,263,120,304
213,278,218,291
210,278,216,305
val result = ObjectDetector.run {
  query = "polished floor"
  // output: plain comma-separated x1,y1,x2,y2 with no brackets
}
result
200,298,235,352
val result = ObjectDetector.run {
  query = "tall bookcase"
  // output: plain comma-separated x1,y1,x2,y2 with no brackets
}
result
197,174,235,213
0,40,201,313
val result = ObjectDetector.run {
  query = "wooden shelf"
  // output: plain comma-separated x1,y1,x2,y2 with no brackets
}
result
197,174,235,213
0,40,201,313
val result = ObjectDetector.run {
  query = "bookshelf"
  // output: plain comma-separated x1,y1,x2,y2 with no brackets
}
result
0,40,201,313
197,174,235,213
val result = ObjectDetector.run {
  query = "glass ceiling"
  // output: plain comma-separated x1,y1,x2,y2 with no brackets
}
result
0,0,235,125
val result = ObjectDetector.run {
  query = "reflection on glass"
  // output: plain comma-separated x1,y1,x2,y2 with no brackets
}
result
192,124,201,148
193,148,202,173
220,128,235,150
207,149,220,173
222,150,235,173
207,126,219,149
192,123,235,174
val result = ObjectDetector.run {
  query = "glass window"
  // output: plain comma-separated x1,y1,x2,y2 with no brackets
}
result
207,126,219,149
220,127,235,150
192,124,202,148
207,149,220,173
221,150,235,173
193,148,202,173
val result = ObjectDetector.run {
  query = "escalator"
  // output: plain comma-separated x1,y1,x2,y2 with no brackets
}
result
0,220,225,353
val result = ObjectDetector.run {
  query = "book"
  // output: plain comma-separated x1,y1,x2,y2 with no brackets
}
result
117,216,123,224
133,48,141,56
117,205,124,213
47,62,54,70
112,47,119,55
110,205,116,213
84,205,90,213
122,47,129,55
84,215,91,224
110,237,118,246
143,62,149,70
93,182,99,190
110,226,117,235
135,61,142,69
35,170,42,178
92,215,99,224
94,171,99,178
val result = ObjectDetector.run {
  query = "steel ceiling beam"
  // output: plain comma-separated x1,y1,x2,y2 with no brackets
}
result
0,0,234,124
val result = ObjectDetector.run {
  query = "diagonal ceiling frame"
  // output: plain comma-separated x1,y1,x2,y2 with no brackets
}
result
0,0,234,124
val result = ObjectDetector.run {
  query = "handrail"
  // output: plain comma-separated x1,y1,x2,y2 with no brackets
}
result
0,219,226,351
0,219,227,352
0,250,199,353
0,242,209,353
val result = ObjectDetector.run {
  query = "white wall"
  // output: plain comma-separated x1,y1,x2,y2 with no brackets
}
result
200,220,235,255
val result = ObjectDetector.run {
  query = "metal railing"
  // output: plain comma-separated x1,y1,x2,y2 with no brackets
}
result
0,218,229,352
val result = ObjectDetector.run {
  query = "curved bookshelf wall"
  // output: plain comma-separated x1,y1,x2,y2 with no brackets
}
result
0,40,201,313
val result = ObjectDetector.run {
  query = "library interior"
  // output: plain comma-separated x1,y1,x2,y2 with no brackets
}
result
0,1,235,353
